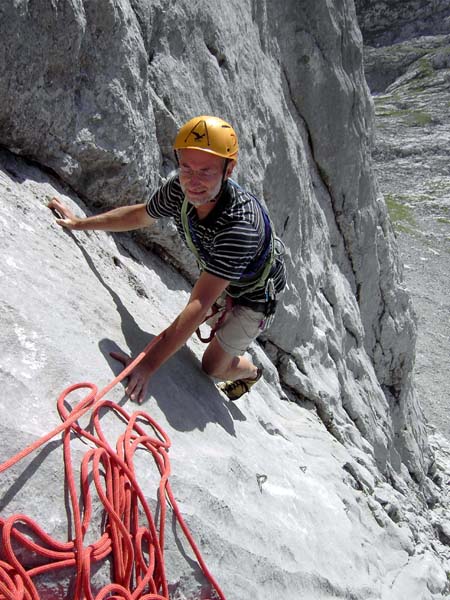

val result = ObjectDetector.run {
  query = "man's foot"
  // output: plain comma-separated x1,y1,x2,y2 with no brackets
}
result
218,368,263,401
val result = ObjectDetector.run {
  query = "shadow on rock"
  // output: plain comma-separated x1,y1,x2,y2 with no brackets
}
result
99,337,243,437
58,222,243,436
0,439,62,512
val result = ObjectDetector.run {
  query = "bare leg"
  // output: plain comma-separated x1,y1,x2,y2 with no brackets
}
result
201,337,258,381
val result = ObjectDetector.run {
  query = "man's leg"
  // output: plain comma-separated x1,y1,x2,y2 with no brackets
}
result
201,304,266,399
201,337,258,381
202,338,262,400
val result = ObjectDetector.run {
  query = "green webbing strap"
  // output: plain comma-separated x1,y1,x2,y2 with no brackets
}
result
181,195,207,270
180,195,275,298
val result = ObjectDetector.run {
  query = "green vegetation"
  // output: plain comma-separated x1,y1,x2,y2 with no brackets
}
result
384,193,417,234
374,105,432,126
405,110,432,126
375,107,405,118
437,217,450,225
403,58,436,93
416,57,434,78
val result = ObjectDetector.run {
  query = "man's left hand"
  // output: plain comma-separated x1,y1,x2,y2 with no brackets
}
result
110,351,152,404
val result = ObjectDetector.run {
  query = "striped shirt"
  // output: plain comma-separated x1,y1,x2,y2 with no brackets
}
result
146,175,286,303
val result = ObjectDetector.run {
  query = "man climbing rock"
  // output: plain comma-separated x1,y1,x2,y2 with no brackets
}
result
49,115,286,403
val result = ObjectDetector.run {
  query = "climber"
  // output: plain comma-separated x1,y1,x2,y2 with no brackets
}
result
48,115,286,403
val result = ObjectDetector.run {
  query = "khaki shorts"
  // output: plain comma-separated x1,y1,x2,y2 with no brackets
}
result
207,300,267,356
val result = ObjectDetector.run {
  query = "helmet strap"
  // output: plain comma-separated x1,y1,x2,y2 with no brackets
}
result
214,158,230,201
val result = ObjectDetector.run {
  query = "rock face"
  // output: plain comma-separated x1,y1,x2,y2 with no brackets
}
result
1,1,449,598
355,0,450,440
354,0,450,46
2,148,450,600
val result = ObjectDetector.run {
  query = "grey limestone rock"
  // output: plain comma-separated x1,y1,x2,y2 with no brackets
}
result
1,1,449,597
356,0,450,441
354,0,450,47
0,0,159,204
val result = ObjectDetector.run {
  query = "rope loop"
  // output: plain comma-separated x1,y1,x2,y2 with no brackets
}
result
0,339,225,600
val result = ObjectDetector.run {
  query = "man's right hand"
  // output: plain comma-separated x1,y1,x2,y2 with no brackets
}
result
48,197,80,230
48,197,154,232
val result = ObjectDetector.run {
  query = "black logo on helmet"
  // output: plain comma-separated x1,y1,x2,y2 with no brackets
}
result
192,131,206,141
185,120,210,147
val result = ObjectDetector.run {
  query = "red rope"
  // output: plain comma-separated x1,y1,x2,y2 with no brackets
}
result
195,297,233,344
0,337,226,600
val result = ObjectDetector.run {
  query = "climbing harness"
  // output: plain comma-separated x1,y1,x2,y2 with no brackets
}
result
0,335,226,600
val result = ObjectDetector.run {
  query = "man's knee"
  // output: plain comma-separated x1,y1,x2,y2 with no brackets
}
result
202,352,224,377
201,353,222,378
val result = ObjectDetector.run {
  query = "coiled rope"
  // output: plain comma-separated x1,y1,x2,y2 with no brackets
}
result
0,337,225,600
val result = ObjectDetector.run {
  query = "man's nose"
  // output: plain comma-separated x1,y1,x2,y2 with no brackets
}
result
189,172,204,185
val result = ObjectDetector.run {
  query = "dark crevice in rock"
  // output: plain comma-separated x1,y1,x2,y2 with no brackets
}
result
435,523,450,547
282,61,360,303
343,322,361,348
343,462,365,492
327,195,360,301
205,43,228,69
383,384,401,404
282,65,360,297
0,144,83,201
283,380,346,445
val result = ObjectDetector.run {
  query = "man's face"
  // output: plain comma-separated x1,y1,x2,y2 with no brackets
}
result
178,148,234,207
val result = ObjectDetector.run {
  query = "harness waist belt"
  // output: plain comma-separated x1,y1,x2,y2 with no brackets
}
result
235,298,270,313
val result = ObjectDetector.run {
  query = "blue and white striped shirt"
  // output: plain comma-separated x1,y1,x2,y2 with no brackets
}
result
146,175,286,303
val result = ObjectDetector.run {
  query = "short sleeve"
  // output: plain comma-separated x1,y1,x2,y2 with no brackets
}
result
146,175,184,219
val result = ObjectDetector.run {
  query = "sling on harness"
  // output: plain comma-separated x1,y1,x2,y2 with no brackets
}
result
195,295,234,343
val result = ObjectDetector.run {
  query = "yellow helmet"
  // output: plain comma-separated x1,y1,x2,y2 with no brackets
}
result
174,115,238,161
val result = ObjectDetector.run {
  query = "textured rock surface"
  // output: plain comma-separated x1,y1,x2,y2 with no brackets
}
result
355,1,450,440
0,0,158,204
1,0,449,597
1,148,449,599
362,34,450,93
354,0,450,46
0,0,430,479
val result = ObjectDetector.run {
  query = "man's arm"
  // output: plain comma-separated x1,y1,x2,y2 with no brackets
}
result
114,271,230,403
48,196,155,231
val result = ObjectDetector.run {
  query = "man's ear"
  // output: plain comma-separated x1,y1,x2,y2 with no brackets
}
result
226,160,236,177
